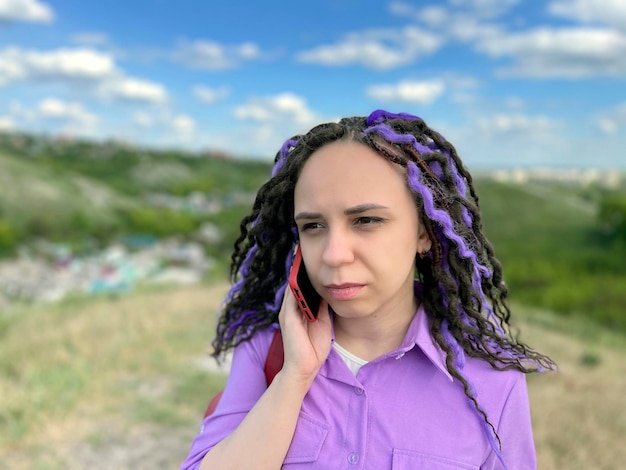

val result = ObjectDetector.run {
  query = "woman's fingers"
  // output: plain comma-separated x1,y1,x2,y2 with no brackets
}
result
278,287,331,378
307,299,332,361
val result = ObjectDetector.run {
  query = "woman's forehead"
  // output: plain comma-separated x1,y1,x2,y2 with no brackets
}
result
294,141,413,211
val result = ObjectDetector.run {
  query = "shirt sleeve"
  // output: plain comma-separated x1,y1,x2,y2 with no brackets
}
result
482,374,537,470
179,328,275,470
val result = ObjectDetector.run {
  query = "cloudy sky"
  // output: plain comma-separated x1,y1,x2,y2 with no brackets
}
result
1,0,625,169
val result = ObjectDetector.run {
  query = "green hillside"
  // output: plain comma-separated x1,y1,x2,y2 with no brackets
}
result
476,178,626,330
0,132,272,255
0,133,272,196
0,151,137,227
1,131,625,331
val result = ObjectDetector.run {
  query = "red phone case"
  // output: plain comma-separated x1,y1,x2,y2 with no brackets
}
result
288,245,320,322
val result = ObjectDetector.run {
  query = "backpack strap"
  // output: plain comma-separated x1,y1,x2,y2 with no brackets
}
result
264,329,284,384
203,329,284,418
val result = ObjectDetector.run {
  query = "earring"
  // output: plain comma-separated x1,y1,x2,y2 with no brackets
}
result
418,249,428,259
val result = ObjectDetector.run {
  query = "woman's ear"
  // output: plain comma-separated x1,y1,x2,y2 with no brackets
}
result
417,223,432,255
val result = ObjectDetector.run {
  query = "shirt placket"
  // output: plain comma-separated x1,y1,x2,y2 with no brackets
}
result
343,380,368,469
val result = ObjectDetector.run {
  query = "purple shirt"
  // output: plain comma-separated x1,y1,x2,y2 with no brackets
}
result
181,305,536,469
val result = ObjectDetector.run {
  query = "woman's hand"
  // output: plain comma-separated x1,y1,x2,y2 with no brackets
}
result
278,288,332,386
197,289,332,470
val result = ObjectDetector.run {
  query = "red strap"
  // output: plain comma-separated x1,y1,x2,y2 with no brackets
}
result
264,329,284,384
203,390,223,417
203,329,284,418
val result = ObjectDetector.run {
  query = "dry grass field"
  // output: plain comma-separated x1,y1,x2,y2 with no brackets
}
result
1,282,624,469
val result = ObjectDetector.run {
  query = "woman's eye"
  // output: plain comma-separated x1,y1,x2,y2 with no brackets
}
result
301,222,324,232
355,216,384,226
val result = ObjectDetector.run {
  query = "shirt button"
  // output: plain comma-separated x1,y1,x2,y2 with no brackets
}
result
354,387,364,395
348,452,359,464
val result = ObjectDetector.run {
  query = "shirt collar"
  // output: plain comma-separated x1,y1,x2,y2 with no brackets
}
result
401,303,454,382
326,281,454,382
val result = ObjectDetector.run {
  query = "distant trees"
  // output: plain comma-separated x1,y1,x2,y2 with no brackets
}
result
0,219,18,254
117,208,200,238
598,194,626,243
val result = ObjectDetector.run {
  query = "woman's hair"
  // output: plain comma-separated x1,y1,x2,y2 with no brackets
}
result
212,110,555,465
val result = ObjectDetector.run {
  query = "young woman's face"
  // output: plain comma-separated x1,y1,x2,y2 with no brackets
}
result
294,140,430,321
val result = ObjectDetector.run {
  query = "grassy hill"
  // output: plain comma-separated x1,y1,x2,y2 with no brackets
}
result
1,130,625,330
0,133,272,256
476,178,626,331
1,282,624,469
0,132,272,197
0,151,138,238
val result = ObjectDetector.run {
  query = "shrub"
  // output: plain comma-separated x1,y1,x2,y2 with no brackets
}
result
117,208,200,237
598,194,626,241
0,219,18,255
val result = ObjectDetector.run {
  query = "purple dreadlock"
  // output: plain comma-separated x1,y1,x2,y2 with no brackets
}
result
212,110,555,468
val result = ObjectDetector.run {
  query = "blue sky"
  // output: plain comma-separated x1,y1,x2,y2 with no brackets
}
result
1,0,625,169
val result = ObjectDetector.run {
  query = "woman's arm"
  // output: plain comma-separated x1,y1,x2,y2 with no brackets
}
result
482,374,536,470
198,291,332,470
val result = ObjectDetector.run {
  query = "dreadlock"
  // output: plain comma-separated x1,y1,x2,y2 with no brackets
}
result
212,110,555,467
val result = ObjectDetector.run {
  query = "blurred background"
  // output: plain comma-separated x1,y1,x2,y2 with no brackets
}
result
1,0,625,468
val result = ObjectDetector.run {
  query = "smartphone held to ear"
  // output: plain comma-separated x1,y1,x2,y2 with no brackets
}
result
289,244,321,322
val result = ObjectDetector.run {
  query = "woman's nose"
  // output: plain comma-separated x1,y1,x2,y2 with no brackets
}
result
321,230,354,266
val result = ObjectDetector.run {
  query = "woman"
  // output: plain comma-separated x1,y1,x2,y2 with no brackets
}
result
181,110,555,469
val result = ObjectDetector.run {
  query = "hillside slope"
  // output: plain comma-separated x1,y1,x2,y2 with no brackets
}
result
0,152,138,232
476,178,626,330
1,283,624,469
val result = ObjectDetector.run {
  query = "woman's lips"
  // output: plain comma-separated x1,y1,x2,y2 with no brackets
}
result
325,284,365,300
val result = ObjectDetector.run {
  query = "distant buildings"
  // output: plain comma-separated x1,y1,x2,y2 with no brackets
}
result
488,168,623,188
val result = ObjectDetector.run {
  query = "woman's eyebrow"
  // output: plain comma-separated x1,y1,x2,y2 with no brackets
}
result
294,211,322,221
295,204,389,221
344,203,389,215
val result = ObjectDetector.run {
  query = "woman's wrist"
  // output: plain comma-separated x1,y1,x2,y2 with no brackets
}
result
273,365,318,397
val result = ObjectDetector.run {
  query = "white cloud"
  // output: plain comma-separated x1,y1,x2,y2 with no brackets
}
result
0,0,53,23
446,16,503,42
234,93,317,126
131,110,196,141
20,97,100,138
0,46,169,104
171,114,196,134
388,2,449,26
296,26,442,70
388,1,626,78
389,0,517,32
36,97,97,125
173,40,261,70
70,32,110,46
98,77,167,104
366,80,445,104
192,85,230,104
388,2,504,44
503,96,526,109
549,0,626,31
474,27,626,77
0,115,15,130
446,112,567,168
10,97,102,138
448,0,520,18
132,112,154,128
231,93,330,157
476,113,559,134
598,118,619,134
596,102,626,134
0,47,115,84
417,6,449,26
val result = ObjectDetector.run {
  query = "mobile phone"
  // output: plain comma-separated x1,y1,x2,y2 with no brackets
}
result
288,244,321,322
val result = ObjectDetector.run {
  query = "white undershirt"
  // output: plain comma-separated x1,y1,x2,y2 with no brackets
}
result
333,341,369,375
